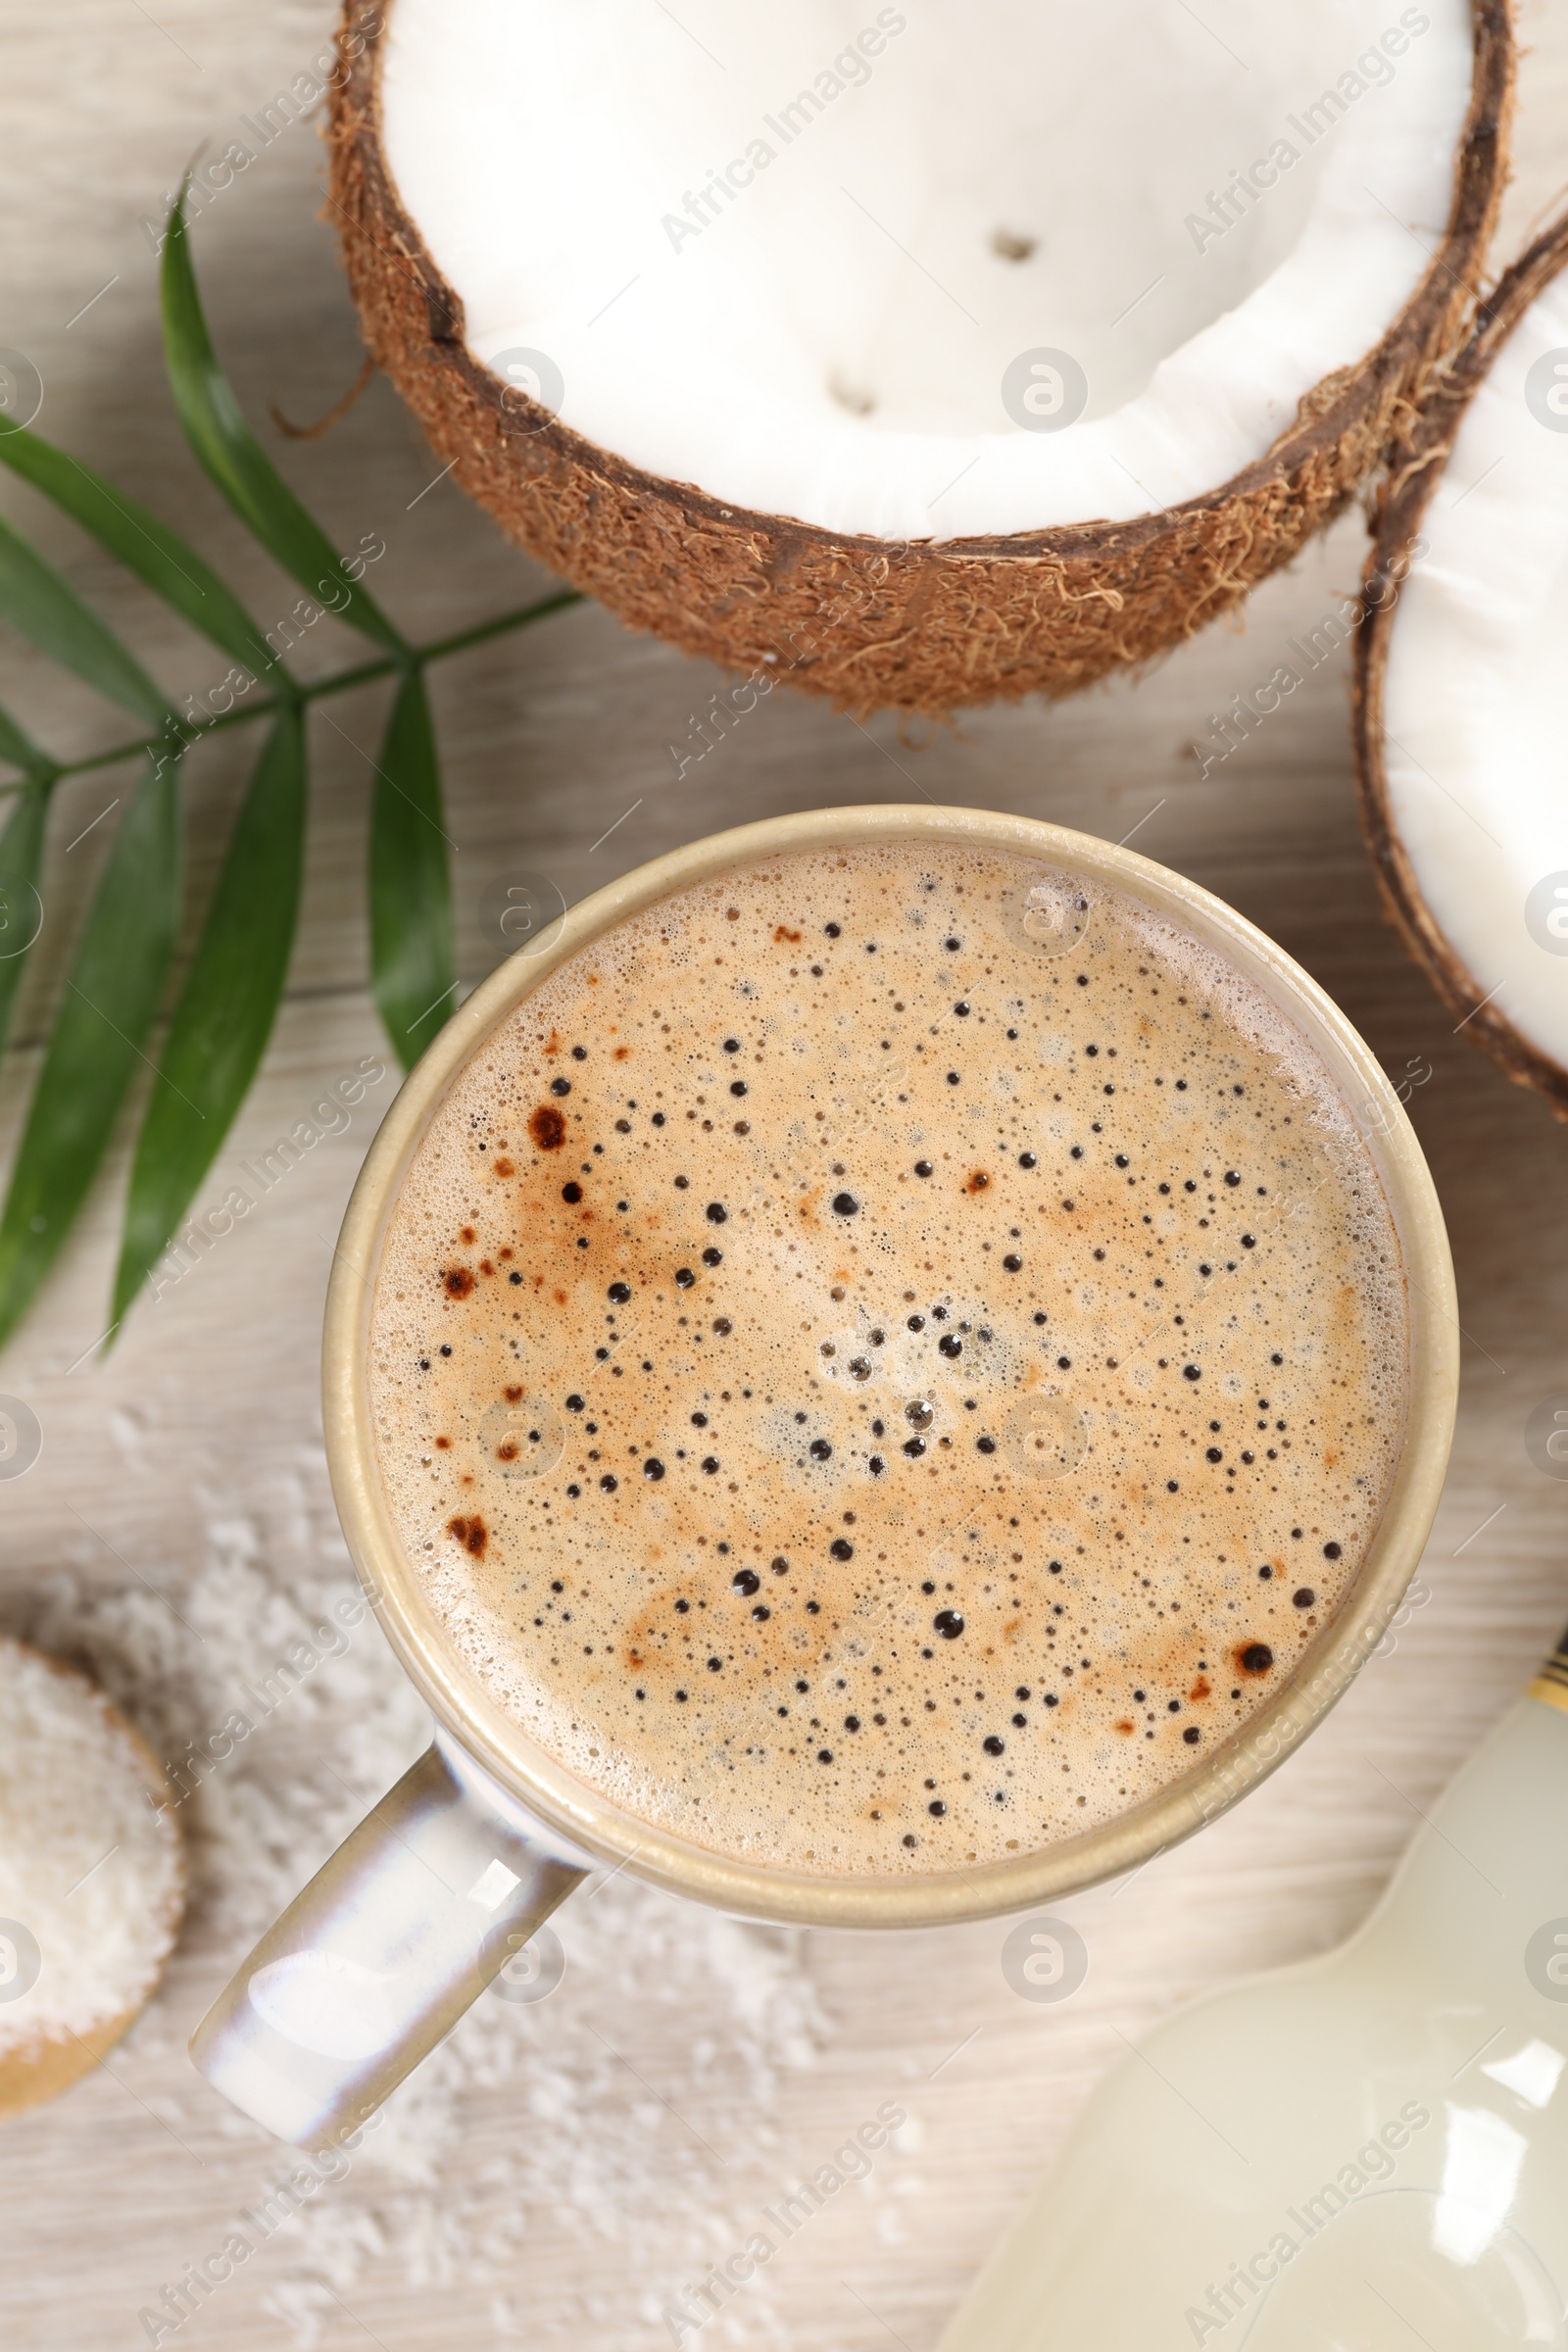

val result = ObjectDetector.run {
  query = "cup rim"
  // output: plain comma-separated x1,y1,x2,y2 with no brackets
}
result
322,804,1457,1928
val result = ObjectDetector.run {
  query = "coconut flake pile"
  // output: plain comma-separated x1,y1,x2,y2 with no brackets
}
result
0,1637,183,2058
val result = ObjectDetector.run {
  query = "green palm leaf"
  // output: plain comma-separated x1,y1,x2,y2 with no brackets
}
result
0,416,276,676
0,209,579,1360
0,784,51,1059
0,509,170,728
0,703,50,778
0,753,182,1350
112,707,307,1330
369,668,454,1069
160,185,405,656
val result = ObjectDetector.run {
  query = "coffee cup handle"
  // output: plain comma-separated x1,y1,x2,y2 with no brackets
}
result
188,1742,586,2145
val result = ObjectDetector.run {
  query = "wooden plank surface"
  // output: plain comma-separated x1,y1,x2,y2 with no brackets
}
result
2,6,1567,2346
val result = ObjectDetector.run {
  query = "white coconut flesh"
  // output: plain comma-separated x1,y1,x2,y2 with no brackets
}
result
380,0,1473,542
1381,275,1568,1075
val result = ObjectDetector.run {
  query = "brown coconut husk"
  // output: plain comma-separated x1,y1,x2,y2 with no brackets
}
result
1353,203,1568,1118
325,0,1514,716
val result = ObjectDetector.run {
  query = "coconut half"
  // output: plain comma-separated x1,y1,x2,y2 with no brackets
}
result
328,0,1511,712
1354,206,1568,1113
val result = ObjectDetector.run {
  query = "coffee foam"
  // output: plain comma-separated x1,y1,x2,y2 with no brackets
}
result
368,842,1408,1877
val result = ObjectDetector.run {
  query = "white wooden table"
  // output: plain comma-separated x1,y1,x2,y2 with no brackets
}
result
2,7,1567,2346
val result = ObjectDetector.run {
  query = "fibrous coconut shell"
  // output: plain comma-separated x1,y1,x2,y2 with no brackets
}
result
1353,203,1568,1117
324,0,1515,717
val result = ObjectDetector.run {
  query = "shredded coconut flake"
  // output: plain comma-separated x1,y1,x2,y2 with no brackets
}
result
0,1637,183,2057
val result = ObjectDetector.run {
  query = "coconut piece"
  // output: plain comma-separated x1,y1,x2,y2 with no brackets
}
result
0,1638,183,2117
1354,204,1568,1113
326,0,1513,715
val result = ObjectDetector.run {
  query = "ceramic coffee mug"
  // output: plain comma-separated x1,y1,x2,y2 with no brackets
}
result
190,806,1457,2146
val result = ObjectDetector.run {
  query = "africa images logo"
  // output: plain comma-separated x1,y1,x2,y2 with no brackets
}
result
1183,11,1433,257
1183,2104,1432,2341
661,11,907,252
